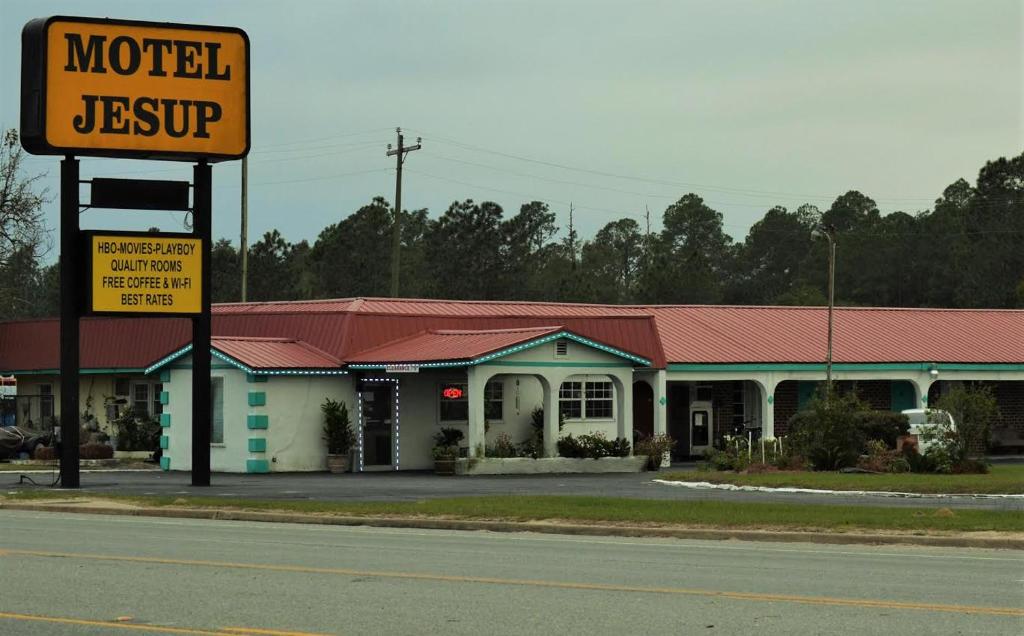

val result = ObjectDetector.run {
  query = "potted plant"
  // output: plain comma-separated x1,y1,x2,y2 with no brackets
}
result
432,427,464,475
322,398,354,473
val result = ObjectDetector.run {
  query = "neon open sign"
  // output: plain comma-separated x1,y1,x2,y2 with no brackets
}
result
442,387,464,400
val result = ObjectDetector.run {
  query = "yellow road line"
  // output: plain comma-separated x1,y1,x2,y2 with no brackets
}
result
5,549,1023,618
0,611,330,636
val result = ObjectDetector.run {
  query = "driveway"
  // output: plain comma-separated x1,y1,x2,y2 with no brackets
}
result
4,469,1021,511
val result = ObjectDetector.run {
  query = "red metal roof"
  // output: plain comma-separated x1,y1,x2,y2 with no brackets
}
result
2,298,1021,372
345,327,565,364
212,336,342,370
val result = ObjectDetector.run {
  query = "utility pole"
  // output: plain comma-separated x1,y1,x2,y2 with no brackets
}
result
568,203,576,270
644,204,651,236
240,156,248,302
386,128,421,297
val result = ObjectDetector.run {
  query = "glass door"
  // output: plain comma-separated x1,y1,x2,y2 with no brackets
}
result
362,383,393,468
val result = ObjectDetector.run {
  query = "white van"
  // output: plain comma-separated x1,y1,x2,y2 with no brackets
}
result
900,409,955,454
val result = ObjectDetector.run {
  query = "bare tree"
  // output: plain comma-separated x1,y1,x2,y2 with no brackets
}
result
0,129,51,318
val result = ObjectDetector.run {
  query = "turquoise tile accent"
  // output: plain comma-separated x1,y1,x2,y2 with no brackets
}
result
247,374,268,383
159,435,169,450
159,370,171,382
246,459,270,473
159,391,170,405
247,414,269,429
248,391,266,406
160,456,170,471
248,438,267,453
159,413,171,428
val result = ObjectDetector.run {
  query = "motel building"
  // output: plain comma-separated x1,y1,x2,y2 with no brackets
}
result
0,298,1022,472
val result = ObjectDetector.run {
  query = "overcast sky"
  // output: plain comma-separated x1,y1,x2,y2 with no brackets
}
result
2,0,1021,257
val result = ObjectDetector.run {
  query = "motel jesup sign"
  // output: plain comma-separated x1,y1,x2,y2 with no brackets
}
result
21,16,249,161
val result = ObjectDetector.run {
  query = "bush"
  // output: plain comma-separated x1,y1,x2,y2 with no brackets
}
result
33,445,56,460
787,393,868,470
487,432,519,458
635,434,676,470
433,427,465,448
856,439,911,473
112,409,161,451
931,385,1000,464
556,433,630,459
701,435,805,472
321,398,354,455
853,411,909,448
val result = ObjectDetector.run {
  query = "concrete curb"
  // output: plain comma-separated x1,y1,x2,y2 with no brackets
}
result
3,501,1022,550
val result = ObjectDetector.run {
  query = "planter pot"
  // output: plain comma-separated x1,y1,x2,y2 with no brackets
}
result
434,459,456,476
326,454,350,474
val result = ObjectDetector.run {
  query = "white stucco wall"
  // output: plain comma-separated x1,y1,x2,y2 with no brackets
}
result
14,373,154,435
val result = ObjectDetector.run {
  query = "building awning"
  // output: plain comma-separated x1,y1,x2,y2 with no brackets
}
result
146,336,346,376
345,326,651,368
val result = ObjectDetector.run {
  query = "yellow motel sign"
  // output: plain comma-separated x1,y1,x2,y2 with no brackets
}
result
89,233,202,314
21,16,249,161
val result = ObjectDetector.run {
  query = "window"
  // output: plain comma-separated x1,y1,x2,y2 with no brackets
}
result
731,381,746,429
39,384,53,421
439,381,504,422
559,380,614,420
558,381,582,419
584,381,613,419
440,382,468,422
114,378,131,397
132,384,150,416
485,381,503,421
210,377,224,444
152,383,163,416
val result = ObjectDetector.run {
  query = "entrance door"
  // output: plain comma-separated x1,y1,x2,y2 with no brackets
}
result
362,383,393,468
667,383,690,459
632,381,654,442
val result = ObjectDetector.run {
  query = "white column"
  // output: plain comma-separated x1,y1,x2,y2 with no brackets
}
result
652,369,667,436
760,377,779,439
911,377,934,409
466,367,487,458
615,373,633,451
542,378,560,458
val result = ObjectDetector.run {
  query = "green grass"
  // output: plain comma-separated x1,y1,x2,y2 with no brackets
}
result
661,464,1024,494
3,491,1022,533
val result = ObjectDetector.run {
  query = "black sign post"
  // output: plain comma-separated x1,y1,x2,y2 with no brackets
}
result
191,161,213,487
59,156,80,488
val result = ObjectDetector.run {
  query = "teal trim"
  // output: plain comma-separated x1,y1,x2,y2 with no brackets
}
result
159,413,171,428
247,414,269,429
159,391,170,405
484,361,634,368
160,456,170,471
246,459,270,473
145,344,194,375
167,364,237,370
248,438,267,453
247,374,268,383
159,370,171,382
667,362,1024,373
248,391,266,407
159,435,169,450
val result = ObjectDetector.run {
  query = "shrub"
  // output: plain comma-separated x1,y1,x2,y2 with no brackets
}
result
79,443,114,460
321,398,354,455
857,439,911,473
556,433,630,459
112,409,161,451
931,385,1000,463
787,393,868,470
433,427,464,448
432,445,459,460
487,432,519,458
635,434,676,470
853,411,909,448
529,406,565,442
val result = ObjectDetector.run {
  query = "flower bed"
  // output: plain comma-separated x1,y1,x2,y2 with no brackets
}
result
454,456,646,475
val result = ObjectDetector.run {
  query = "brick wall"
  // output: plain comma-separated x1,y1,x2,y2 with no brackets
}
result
773,381,799,436
994,381,1024,433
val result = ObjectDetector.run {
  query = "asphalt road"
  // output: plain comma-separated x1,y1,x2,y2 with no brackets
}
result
4,468,1022,511
0,510,1021,635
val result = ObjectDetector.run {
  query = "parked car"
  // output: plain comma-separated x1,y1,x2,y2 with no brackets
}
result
899,409,955,454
